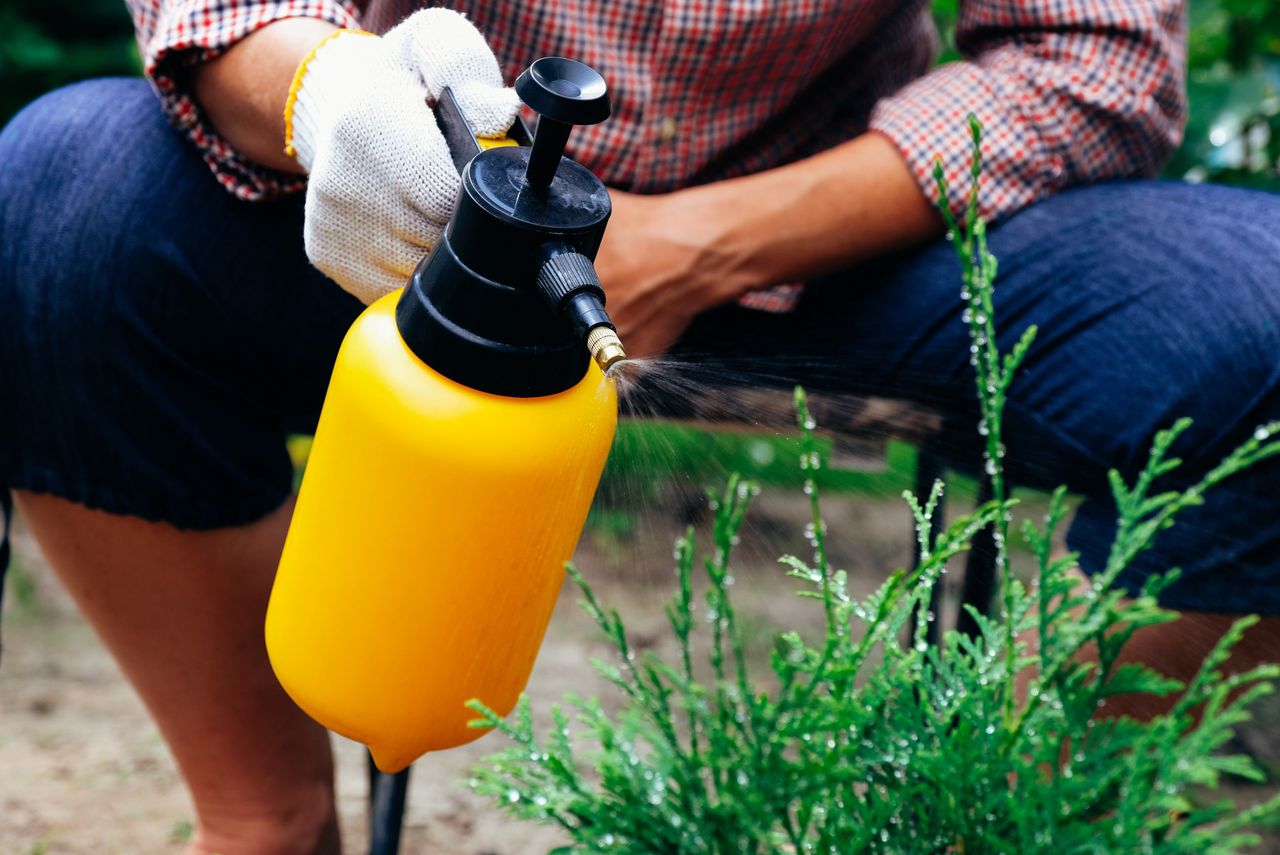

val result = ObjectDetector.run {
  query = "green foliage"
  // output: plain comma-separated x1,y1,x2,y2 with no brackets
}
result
1188,0,1280,73
930,0,961,65
597,425,925,500
3,558,40,615
167,818,195,844
466,121,1280,852
0,0,139,126
1169,0,1280,189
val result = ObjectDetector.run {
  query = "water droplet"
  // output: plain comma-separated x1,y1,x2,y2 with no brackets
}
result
985,457,998,476
505,789,521,803
977,419,989,436
1255,426,1272,441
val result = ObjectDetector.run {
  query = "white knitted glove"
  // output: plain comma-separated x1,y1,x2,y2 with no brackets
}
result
286,10,520,303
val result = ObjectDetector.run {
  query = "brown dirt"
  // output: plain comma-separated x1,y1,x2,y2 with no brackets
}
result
2,486,1277,854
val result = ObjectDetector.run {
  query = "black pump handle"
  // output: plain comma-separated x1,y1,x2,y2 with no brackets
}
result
433,86,533,175
515,57,611,189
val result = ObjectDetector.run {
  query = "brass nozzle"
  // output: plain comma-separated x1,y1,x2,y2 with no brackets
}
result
587,325,627,373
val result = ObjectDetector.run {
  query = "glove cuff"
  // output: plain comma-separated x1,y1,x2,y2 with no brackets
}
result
284,29,379,172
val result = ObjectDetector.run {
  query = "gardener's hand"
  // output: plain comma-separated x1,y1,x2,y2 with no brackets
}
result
596,189,753,358
286,10,519,303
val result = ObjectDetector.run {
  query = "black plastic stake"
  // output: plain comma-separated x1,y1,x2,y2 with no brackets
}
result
368,751,411,855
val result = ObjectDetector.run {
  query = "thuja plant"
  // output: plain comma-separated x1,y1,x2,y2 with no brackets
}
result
466,120,1280,853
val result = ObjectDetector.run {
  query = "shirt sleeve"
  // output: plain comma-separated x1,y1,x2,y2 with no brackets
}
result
869,1,1187,223
125,0,364,200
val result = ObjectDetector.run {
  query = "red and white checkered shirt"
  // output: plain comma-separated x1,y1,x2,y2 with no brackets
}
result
126,0,1187,240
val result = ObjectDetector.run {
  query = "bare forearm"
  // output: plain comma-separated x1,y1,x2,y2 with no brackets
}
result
192,18,340,173
596,133,944,356
673,132,944,303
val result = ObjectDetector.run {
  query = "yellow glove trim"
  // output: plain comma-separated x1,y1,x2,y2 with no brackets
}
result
476,136,519,150
283,29,374,160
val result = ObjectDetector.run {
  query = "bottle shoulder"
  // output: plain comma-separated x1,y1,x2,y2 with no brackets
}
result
332,292,618,436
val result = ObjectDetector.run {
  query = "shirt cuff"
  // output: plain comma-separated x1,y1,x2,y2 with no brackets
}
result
141,2,362,200
869,56,1063,226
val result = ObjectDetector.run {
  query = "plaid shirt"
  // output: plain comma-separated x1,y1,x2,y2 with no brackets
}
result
126,0,1186,239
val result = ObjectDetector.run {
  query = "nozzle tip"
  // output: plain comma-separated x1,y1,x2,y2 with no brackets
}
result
587,325,627,373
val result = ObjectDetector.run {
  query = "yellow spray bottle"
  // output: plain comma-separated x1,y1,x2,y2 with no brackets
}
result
265,58,624,773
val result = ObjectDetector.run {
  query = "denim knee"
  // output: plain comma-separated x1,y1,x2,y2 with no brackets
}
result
1,78,209,283
1,77,356,533
978,181,1280,479
1020,183,1280,612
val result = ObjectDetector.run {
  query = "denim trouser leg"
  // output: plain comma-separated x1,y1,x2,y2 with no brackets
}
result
0,78,362,529
3,78,1280,614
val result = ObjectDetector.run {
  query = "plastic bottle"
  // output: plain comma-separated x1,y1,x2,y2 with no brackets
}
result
266,58,625,773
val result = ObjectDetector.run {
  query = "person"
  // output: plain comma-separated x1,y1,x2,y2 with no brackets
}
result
1,1,1278,852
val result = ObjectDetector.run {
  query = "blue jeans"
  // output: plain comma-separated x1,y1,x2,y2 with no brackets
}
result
3,78,1280,615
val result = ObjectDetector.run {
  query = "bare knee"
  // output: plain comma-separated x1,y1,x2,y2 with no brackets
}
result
1103,612,1280,721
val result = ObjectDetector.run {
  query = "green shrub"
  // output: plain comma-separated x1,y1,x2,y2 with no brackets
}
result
465,121,1280,853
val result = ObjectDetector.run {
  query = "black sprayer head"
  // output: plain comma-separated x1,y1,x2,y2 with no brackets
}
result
395,58,625,398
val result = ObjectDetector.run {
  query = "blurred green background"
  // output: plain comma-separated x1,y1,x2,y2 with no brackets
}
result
0,0,139,124
2,0,1278,503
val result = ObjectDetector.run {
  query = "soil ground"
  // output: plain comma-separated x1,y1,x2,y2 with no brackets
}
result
2,479,1278,854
